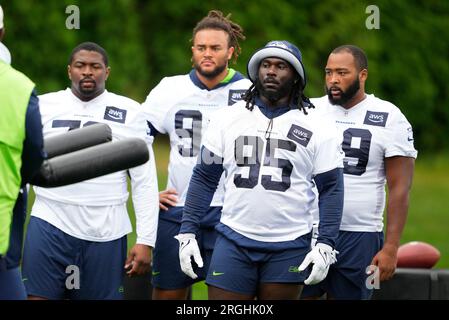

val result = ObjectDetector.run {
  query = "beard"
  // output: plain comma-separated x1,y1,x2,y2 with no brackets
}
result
78,78,97,95
72,78,104,100
326,77,360,105
256,76,296,103
194,60,227,79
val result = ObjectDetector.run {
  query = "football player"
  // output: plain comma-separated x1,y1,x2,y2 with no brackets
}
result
176,40,344,300
21,42,159,300
141,10,251,300
301,45,417,300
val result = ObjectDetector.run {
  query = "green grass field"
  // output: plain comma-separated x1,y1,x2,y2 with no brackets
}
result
26,139,449,299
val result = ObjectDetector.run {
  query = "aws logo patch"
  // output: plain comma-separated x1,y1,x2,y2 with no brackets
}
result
363,111,388,127
228,90,246,105
104,106,127,123
287,124,313,147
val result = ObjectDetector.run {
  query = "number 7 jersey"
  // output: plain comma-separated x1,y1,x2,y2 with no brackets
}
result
311,94,418,232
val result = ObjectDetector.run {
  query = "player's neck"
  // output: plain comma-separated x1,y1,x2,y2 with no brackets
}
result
342,90,366,109
195,68,229,90
259,94,290,109
71,87,105,102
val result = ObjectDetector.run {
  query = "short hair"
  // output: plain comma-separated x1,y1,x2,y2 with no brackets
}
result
68,42,109,66
332,45,368,71
192,10,245,63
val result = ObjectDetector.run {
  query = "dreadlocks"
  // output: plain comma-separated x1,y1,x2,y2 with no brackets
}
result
243,78,315,114
192,10,245,64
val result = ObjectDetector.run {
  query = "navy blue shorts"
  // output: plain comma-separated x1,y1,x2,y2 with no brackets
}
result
22,217,127,300
205,232,311,296
151,207,219,290
301,231,384,300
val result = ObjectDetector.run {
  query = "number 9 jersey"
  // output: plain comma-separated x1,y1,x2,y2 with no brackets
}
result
310,94,418,232
141,70,251,210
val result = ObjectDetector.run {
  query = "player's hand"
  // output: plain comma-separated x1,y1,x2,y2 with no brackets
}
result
159,188,179,211
124,244,152,277
174,233,203,279
298,243,338,285
370,244,397,281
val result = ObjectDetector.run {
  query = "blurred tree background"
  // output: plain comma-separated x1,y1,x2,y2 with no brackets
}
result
2,0,448,154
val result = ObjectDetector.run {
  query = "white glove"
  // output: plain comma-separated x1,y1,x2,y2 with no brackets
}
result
298,243,338,285
174,233,203,279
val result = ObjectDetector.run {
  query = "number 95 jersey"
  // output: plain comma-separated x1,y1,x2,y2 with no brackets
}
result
311,94,418,232
202,101,343,243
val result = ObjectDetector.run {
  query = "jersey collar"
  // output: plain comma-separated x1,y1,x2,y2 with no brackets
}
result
67,88,108,104
255,96,295,119
189,68,245,91
331,94,371,113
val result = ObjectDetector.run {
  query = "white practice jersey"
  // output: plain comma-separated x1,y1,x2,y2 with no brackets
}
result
142,71,251,206
203,101,343,242
310,94,418,232
32,89,159,245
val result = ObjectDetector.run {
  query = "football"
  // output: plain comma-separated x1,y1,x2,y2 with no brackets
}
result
397,241,441,268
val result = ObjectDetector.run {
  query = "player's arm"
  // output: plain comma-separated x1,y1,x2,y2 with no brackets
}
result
298,167,344,285
314,167,344,247
141,87,180,210
298,122,345,284
1,90,44,258
372,156,415,281
146,119,179,211
21,89,46,184
180,146,223,233
176,146,224,279
125,138,159,276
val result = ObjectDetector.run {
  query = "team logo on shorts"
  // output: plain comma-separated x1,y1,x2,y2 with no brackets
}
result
104,106,127,123
363,111,388,127
287,124,313,147
228,90,246,105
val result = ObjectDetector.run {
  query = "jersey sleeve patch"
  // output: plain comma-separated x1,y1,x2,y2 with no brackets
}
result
228,89,247,105
104,106,127,123
363,111,388,127
287,124,313,147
